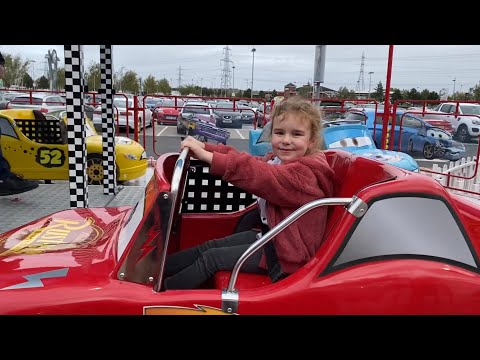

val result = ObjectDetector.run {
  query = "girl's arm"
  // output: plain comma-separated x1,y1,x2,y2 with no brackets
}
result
210,152,334,208
204,142,240,155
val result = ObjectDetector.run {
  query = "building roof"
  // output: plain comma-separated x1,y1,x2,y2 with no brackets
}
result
320,85,337,93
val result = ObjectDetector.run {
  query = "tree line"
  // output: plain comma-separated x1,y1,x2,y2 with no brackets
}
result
3,54,480,102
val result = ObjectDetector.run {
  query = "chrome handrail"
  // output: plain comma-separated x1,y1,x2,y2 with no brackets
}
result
225,197,355,293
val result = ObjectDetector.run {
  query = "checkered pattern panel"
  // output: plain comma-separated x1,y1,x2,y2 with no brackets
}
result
15,119,63,144
100,45,117,195
181,159,257,213
64,45,88,208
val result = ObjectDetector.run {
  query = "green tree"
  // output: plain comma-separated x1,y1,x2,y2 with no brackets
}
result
272,89,277,97
85,62,101,93
178,85,197,96
202,88,214,97
426,91,440,100
337,86,356,99
143,75,157,94
391,88,403,103
371,81,384,101
56,67,65,91
121,71,140,94
36,76,49,89
22,73,33,89
296,85,309,98
157,78,171,94
405,88,421,101
244,88,252,98
470,83,480,100
1,53,30,88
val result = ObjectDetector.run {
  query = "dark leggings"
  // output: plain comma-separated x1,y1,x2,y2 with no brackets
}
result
164,230,266,290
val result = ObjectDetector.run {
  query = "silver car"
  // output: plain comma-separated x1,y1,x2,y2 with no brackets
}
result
7,92,66,113
92,96,152,130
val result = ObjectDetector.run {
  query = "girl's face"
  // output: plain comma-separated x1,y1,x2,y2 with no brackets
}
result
271,113,314,162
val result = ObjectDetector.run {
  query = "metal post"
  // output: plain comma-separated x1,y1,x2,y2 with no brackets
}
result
232,66,235,96
30,60,36,88
453,78,456,100
251,47,256,98
368,71,374,99
381,45,394,150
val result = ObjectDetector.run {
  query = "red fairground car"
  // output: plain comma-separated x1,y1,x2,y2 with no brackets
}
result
1,148,480,314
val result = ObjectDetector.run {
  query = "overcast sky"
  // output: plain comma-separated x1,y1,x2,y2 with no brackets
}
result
1,45,478,95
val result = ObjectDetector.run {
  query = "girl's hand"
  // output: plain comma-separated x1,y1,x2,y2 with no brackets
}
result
181,136,213,164
181,136,205,150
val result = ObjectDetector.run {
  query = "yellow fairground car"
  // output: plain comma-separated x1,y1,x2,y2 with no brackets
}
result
0,109,147,185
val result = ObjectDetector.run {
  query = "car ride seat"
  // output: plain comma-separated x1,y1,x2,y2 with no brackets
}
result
214,150,353,290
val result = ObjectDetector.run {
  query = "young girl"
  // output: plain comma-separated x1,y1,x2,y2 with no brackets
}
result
164,96,335,290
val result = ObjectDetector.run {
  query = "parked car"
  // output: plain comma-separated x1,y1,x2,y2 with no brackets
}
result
249,120,419,172
1,147,480,314
213,101,244,129
406,110,454,133
177,101,215,134
7,92,66,113
407,126,465,160
153,98,184,125
344,108,466,160
434,102,480,142
92,96,153,130
144,96,160,110
0,109,147,185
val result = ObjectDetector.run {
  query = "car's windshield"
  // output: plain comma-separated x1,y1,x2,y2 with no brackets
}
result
113,98,132,109
184,106,209,115
344,111,367,122
216,102,234,110
12,96,43,105
415,113,447,121
117,176,160,259
85,120,97,137
162,99,184,108
459,105,480,115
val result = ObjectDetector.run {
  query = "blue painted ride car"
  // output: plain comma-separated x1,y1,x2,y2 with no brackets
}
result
343,108,465,160
249,120,419,172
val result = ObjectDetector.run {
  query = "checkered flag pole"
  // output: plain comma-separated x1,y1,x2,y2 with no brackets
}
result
100,45,117,195
64,45,88,208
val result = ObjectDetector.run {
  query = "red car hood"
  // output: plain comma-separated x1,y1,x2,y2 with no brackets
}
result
158,107,179,115
0,207,131,290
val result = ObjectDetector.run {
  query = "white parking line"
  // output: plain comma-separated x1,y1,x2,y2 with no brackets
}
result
235,129,245,139
156,126,169,137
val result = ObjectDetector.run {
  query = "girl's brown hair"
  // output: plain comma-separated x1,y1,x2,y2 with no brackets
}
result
270,96,324,153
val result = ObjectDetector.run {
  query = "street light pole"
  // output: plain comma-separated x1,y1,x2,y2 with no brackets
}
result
368,71,374,99
251,46,256,99
453,78,456,100
28,60,36,89
232,65,235,96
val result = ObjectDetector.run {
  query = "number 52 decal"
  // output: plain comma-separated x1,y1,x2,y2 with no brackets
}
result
36,147,66,168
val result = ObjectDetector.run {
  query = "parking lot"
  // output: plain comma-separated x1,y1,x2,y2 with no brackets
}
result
118,124,480,170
